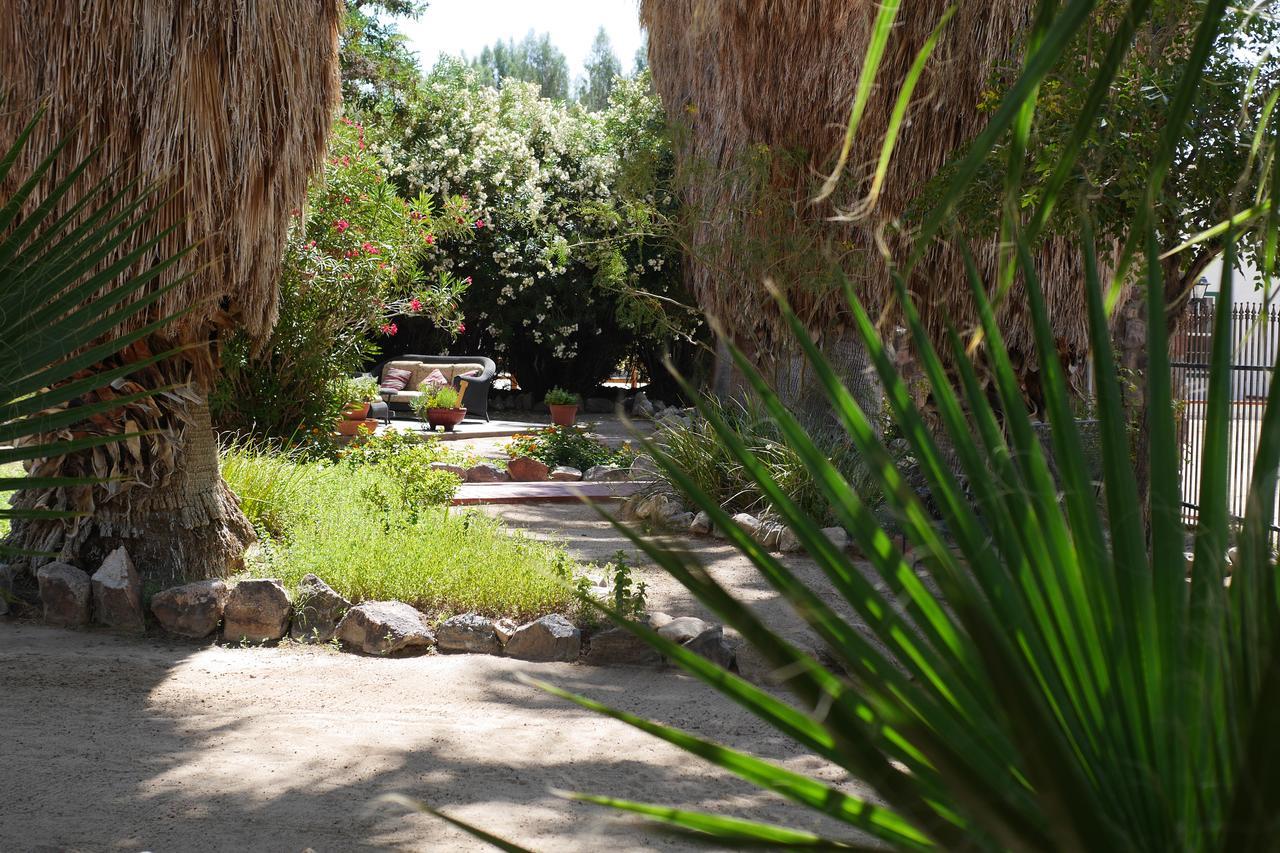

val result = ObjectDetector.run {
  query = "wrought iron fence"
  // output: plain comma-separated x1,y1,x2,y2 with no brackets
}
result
1170,298,1279,544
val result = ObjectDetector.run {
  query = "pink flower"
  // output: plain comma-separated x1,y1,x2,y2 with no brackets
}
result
424,234,435,245
463,276,473,285
409,298,422,312
474,219,485,229
362,241,379,255
303,240,316,250
344,196,351,204
380,323,398,336
334,219,350,233
456,321,466,333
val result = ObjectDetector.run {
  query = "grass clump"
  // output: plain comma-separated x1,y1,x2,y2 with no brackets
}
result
655,395,876,524
221,442,574,620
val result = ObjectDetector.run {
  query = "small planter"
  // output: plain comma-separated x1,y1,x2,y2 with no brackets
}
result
426,407,467,433
336,417,377,436
342,402,371,420
548,403,579,427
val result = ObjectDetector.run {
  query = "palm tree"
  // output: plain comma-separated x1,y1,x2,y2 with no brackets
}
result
0,1,343,585
640,0,1098,415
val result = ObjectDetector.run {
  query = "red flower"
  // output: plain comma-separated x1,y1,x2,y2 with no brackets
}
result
424,234,435,245
344,196,351,204
409,298,422,313
362,241,379,255
380,322,398,336
474,219,485,229
334,219,351,233
463,276,473,285
456,321,466,333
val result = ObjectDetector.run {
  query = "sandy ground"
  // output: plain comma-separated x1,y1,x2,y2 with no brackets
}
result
0,506,878,852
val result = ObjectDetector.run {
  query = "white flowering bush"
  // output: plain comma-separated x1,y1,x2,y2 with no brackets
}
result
375,61,694,395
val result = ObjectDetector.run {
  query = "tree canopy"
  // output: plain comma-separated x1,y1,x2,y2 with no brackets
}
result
576,27,624,112
469,31,571,101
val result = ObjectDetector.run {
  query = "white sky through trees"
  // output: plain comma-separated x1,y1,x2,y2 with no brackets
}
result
397,0,646,82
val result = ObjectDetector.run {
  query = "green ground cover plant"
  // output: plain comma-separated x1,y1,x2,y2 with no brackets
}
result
222,442,574,619
506,425,633,471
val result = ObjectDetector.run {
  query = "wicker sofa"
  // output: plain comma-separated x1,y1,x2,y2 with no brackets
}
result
375,354,497,422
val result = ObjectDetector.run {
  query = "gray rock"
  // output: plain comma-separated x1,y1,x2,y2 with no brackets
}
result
690,511,712,535
222,578,292,643
585,626,662,666
630,391,655,419
668,512,695,530
429,462,467,478
584,465,630,482
646,611,674,630
778,527,803,553
550,466,583,482
584,396,616,414
683,625,735,669
466,463,510,483
337,601,434,655
630,454,661,476
493,617,518,646
151,579,229,639
437,613,502,655
91,548,145,633
37,562,91,628
730,513,762,539
759,522,784,551
505,613,581,662
821,527,850,551
657,615,711,644
289,574,350,644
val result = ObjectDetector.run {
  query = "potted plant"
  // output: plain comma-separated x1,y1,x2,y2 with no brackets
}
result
412,384,467,432
545,387,579,427
337,376,379,436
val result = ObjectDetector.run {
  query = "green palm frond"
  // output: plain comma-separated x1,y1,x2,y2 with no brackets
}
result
0,109,194,557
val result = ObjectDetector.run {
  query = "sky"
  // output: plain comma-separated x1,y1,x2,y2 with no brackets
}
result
396,0,647,83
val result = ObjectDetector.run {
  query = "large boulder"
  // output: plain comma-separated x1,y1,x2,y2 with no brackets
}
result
336,601,434,655
91,548,145,633
465,463,509,483
36,562,91,628
630,391,655,419
429,462,467,479
506,456,550,482
683,625,735,670
728,513,762,539
584,465,630,482
151,579,229,639
690,511,712,535
656,616,711,645
821,527,850,551
504,614,581,662
289,574,350,644
584,626,661,666
777,526,803,553
222,578,292,643
436,613,502,655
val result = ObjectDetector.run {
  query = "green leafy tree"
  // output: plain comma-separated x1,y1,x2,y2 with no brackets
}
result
468,31,570,101
339,0,428,121
576,27,623,112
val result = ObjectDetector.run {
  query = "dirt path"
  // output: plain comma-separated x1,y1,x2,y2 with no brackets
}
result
0,505,882,853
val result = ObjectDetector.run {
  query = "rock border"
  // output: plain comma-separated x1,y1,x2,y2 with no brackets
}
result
10,547,734,672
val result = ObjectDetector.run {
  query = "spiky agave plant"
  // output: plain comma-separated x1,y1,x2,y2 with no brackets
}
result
403,0,1280,848
0,109,193,561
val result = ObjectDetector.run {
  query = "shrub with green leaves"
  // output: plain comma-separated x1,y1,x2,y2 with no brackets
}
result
506,425,631,471
544,387,577,405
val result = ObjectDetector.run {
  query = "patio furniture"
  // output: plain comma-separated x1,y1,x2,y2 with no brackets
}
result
373,354,497,422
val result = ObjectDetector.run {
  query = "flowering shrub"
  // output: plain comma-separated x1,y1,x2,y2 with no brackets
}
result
374,62,696,395
505,425,633,471
214,118,477,439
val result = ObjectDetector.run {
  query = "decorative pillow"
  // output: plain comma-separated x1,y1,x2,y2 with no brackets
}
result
421,368,450,390
380,367,413,392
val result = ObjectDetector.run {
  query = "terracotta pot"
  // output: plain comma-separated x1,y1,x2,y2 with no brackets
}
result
426,407,467,433
548,403,578,427
342,402,371,420
336,417,377,436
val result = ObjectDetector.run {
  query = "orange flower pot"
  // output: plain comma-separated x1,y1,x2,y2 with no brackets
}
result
342,402,371,420
336,417,377,436
549,403,578,427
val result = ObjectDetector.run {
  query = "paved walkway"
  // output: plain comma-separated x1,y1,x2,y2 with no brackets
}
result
452,480,649,506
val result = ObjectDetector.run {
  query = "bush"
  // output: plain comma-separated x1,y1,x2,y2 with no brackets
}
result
222,444,573,619
544,387,577,405
506,425,632,471
213,118,475,441
410,384,461,417
654,396,876,524
374,63,698,396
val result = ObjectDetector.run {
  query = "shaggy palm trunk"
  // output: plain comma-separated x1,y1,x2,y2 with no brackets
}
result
9,353,255,586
